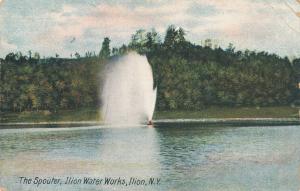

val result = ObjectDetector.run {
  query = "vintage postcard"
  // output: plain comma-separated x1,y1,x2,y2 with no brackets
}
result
1,0,300,190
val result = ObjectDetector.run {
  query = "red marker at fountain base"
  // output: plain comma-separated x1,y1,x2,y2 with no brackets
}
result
147,120,153,126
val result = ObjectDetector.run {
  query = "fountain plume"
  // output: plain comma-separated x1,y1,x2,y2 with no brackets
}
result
101,52,157,125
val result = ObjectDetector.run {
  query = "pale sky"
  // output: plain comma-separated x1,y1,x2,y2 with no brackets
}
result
0,0,300,58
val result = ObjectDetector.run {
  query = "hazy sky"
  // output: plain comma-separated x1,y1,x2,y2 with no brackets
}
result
0,0,300,58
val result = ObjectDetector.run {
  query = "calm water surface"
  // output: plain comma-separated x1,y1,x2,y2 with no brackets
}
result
0,123,300,191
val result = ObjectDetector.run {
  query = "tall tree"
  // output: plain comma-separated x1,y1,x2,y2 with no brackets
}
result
129,29,147,53
99,37,111,59
129,28,161,54
164,25,177,49
163,25,186,49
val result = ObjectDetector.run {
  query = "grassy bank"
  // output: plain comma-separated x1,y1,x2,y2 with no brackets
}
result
154,106,299,119
0,108,101,123
1,106,299,123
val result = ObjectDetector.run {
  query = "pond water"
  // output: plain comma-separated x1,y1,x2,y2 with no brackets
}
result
0,123,300,191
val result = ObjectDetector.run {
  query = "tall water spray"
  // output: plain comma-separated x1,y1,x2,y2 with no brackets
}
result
101,52,157,125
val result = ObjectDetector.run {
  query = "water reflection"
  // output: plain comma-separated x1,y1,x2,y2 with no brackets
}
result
0,126,161,191
0,124,300,191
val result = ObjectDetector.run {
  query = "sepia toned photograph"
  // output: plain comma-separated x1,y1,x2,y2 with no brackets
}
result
1,0,300,190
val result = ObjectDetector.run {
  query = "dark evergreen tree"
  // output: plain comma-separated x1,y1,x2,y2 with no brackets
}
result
99,37,111,59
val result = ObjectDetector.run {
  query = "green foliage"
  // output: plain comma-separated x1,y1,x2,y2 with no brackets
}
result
99,37,111,59
149,44,297,110
0,55,102,112
164,25,186,49
0,25,299,113
128,28,161,54
146,26,298,110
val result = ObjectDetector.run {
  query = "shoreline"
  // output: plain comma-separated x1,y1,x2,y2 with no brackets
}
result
1,118,300,129
0,121,101,129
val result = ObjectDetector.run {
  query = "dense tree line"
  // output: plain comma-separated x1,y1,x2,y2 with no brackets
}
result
148,26,299,110
0,55,101,112
0,25,299,112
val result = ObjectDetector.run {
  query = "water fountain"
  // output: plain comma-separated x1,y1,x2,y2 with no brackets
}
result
101,52,157,125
